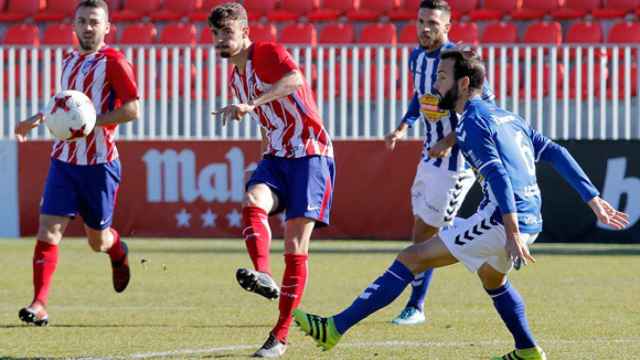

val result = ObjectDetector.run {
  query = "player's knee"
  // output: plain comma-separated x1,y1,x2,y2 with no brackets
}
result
477,263,507,290
87,233,109,252
36,227,62,245
397,247,422,273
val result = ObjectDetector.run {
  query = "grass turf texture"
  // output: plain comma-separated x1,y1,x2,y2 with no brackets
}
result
1,239,639,359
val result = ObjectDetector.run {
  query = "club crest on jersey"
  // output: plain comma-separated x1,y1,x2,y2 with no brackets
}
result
81,60,96,75
419,94,448,122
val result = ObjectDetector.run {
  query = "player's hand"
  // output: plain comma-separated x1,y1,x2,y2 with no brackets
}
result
428,138,452,158
212,103,255,126
505,232,535,270
588,196,630,230
385,129,404,151
14,112,44,142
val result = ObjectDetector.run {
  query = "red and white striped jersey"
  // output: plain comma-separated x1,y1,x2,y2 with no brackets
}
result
230,42,333,159
50,46,138,165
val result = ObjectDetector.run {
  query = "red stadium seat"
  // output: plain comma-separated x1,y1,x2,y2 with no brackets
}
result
119,23,157,45
268,0,318,22
511,0,559,20
189,0,227,21
321,64,355,98
551,0,601,19
105,0,123,12
347,0,399,21
111,0,161,22
607,21,640,60
34,0,76,22
2,24,39,46
243,0,277,21
399,21,417,44
199,26,213,44
609,63,638,98
570,63,608,98
608,21,640,44
448,0,479,15
360,23,397,45
159,23,197,45
279,23,317,45
42,24,78,46
0,0,44,22
469,0,518,21
307,0,357,22
526,63,565,98
150,0,201,21
249,23,277,43
523,21,562,45
565,22,604,59
593,0,639,18
319,23,356,44
449,22,479,45
487,63,514,97
105,23,117,45
566,21,603,44
388,0,421,21
480,22,518,44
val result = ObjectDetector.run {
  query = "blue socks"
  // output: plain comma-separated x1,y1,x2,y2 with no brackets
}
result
486,281,537,349
333,260,414,334
405,268,434,311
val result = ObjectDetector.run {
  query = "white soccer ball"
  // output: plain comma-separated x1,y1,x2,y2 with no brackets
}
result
44,90,96,141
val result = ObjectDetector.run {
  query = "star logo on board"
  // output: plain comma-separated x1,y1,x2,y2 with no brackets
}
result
176,208,191,228
201,208,217,228
226,208,242,228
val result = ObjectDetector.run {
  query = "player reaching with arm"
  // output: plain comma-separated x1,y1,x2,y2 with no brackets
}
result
14,0,139,326
208,3,335,358
383,0,495,325
293,49,628,359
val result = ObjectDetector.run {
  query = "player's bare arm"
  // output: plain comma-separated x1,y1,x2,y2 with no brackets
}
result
213,70,304,126
14,112,44,142
502,212,535,268
428,132,456,158
385,122,409,151
95,99,139,127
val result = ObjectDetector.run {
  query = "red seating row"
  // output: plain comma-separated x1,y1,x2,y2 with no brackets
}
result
3,21,640,46
0,0,639,22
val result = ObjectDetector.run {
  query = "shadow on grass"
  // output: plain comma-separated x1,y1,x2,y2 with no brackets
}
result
0,324,270,329
136,244,640,256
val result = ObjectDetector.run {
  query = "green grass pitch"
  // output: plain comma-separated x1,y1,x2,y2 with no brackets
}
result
1,239,639,359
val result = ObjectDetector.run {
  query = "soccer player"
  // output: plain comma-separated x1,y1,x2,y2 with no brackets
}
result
293,49,629,359
14,0,139,326
384,0,494,325
208,3,335,358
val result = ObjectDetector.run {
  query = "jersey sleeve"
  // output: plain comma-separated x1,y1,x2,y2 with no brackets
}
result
463,115,517,214
401,92,420,127
253,43,299,84
108,54,138,103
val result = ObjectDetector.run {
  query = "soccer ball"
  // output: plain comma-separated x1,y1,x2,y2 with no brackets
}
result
43,90,96,141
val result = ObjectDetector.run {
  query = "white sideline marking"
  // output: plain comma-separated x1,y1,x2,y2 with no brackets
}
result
75,338,640,359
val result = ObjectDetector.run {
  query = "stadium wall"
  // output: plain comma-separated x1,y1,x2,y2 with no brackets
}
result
17,140,640,243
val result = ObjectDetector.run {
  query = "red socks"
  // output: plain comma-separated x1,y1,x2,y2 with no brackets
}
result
33,241,59,306
272,254,309,343
106,228,125,262
242,206,272,275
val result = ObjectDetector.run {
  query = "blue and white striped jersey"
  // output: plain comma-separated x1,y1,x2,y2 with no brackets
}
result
457,97,600,233
401,42,495,172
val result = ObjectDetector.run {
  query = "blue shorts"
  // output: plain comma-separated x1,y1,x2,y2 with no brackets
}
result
247,155,335,227
41,158,121,230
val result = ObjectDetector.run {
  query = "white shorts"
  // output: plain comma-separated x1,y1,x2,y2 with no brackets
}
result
440,205,539,274
410,161,475,228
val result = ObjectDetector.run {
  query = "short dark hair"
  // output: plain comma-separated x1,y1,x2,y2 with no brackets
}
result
75,0,109,16
208,2,248,29
440,49,485,90
420,0,451,14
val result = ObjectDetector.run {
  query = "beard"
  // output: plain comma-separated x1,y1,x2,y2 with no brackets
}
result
437,86,459,111
79,37,97,52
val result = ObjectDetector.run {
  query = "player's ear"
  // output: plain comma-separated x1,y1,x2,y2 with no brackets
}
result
459,76,471,94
